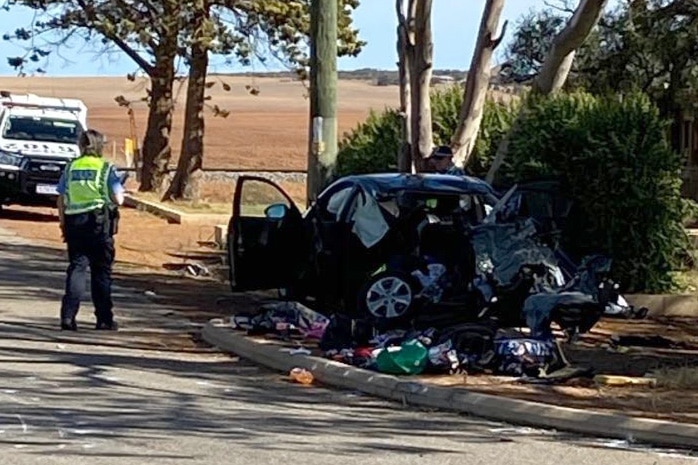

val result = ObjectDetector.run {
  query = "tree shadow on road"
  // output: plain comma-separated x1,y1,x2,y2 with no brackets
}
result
0,206,59,223
0,338,519,458
0,239,272,324
2,237,698,457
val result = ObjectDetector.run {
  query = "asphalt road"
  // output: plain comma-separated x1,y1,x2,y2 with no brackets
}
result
0,224,696,465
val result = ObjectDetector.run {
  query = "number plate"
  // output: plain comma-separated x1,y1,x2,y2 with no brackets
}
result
36,184,59,195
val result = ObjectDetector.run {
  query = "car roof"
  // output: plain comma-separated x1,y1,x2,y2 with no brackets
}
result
330,173,496,197
5,107,81,121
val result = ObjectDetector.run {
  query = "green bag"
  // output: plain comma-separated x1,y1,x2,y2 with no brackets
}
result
374,339,428,375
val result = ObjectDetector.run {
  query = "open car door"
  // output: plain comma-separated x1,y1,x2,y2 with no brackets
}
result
228,176,305,291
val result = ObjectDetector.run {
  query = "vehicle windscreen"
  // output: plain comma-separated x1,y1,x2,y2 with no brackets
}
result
2,115,81,144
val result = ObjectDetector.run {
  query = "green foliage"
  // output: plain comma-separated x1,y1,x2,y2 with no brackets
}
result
4,0,365,77
504,91,690,292
336,108,402,176
502,1,698,111
501,9,567,84
682,198,698,226
469,97,520,178
336,85,517,177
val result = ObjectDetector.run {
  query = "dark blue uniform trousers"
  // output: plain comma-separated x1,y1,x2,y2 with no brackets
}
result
60,210,115,324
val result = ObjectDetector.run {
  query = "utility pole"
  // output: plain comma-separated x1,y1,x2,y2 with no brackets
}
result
306,0,338,207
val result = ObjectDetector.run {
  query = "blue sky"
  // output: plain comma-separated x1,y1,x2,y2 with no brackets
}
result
0,1,552,77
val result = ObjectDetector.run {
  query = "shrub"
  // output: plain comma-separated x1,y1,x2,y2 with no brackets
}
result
504,92,690,292
336,86,517,177
336,108,402,177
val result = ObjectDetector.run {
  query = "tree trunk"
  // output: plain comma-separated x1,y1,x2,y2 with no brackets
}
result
486,0,607,184
139,49,177,193
450,0,506,168
138,1,180,193
533,0,608,95
163,3,209,201
396,0,412,173
408,0,434,172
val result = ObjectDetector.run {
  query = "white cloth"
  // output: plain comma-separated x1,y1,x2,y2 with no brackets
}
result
351,193,390,248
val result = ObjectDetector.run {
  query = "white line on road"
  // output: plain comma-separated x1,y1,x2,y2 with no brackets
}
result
15,414,27,433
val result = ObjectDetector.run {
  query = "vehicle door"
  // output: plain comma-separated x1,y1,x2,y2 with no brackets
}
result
305,181,358,302
227,176,305,291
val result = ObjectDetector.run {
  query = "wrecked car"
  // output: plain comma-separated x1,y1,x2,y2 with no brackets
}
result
227,173,637,340
227,173,499,316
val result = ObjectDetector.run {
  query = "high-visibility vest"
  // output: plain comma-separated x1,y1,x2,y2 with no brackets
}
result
63,155,112,215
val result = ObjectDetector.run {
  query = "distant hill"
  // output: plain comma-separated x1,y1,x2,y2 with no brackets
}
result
210,68,468,82
209,68,524,93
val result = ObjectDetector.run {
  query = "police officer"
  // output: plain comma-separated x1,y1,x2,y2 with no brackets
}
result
425,145,465,175
56,129,125,331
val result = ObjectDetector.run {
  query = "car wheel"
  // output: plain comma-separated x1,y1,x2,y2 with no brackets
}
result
359,271,418,320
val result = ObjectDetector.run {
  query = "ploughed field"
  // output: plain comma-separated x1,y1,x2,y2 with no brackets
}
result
0,75,399,170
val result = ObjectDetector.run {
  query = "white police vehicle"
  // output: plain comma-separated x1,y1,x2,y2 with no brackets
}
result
0,91,87,212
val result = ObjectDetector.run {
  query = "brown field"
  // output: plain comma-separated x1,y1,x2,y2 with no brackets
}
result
0,76,399,170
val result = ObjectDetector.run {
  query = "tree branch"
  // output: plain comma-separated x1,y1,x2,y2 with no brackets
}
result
450,0,505,166
533,0,608,95
489,19,508,49
75,0,155,75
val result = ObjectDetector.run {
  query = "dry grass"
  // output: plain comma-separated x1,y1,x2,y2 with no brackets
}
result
0,76,517,172
651,366,698,390
125,178,307,215
134,192,231,215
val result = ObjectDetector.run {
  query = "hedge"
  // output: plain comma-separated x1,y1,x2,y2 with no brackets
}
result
336,86,517,178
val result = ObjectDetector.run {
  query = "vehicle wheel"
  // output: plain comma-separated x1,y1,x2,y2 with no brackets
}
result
358,271,418,321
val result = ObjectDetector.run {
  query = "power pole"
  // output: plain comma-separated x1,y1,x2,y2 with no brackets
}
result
306,0,338,207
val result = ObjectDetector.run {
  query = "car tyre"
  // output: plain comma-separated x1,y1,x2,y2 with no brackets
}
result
357,270,419,323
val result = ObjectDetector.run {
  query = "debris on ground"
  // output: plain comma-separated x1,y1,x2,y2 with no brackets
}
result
163,262,211,277
289,367,314,385
231,301,330,341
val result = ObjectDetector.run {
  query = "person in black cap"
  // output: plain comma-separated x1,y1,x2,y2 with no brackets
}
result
425,145,465,175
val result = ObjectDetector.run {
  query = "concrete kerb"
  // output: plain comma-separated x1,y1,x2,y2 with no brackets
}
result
124,194,231,226
202,320,698,451
214,225,227,249
124,194,185,224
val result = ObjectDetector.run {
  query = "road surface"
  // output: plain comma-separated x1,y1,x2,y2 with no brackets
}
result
0,224,695,465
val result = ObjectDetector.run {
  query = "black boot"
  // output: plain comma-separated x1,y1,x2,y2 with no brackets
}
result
95,320,118,331
60,318,77,331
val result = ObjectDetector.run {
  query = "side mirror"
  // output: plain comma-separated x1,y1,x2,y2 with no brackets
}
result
265,203,288,219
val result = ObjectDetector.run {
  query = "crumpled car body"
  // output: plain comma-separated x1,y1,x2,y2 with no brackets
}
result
227,173,499,312
470,219,609,338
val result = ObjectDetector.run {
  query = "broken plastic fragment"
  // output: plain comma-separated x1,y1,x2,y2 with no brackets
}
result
289,367,314,385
